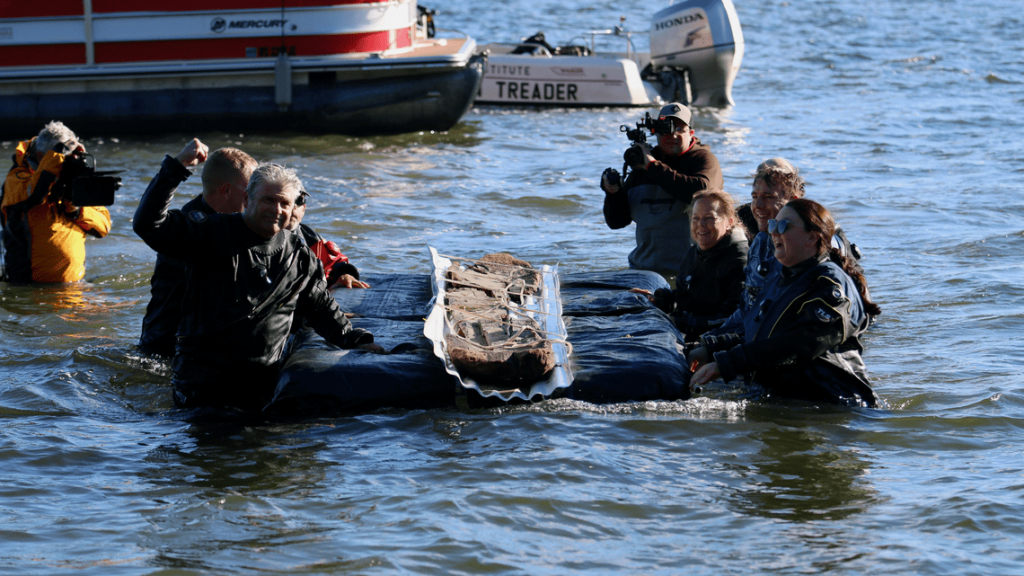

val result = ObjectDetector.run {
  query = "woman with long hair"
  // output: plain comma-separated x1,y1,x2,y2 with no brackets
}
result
690,198,881,407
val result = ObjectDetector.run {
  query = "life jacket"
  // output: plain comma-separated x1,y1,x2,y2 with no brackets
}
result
297,223,357,285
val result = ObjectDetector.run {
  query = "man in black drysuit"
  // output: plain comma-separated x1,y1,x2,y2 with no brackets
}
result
137,144,257,356
133,139,383,411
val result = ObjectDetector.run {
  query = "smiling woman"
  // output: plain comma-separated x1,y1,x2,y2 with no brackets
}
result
689,198,881,406
637,189,748,340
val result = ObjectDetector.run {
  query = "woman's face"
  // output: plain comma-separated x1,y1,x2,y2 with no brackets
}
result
691,198,734,251
771,205,820,267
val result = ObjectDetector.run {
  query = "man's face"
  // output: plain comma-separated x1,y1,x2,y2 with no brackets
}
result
243,183,298,239
751,178,788,233
656,121,693,156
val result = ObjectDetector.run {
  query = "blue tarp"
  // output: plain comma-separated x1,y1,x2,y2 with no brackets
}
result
269,270,691,414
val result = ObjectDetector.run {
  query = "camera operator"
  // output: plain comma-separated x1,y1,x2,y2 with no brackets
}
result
600,103,723,278
1,121,112,282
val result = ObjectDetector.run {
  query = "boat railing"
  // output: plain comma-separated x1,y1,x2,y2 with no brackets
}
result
577,26,648,62
432,28,476,41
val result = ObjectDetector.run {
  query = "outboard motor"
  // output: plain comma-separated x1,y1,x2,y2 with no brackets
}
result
649,0,744,107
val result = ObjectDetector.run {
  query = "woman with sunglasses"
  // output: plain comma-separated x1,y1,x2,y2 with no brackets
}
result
689,198,882,407
711,158,866,339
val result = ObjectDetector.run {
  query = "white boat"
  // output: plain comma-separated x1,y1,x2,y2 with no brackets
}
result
475,0,743,108
0,1,484,137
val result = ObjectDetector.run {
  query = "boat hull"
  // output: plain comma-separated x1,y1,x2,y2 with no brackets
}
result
473,0,743,108
0,1,484,137
0,56,484,137
475,50,658,107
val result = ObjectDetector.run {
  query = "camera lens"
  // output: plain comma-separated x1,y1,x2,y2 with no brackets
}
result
623,146,644,167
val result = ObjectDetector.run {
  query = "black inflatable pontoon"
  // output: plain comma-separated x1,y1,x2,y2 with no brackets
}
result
268,270,691,414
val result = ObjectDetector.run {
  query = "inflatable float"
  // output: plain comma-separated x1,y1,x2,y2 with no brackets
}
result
268,252,691,415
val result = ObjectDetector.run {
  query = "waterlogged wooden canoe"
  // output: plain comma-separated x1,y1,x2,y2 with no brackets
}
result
443,253,556,389
426,248,573,402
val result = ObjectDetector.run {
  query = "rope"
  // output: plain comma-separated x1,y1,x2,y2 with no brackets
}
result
436,253,559,275
439,259,572,356
446,314,574,357
443,277,563,314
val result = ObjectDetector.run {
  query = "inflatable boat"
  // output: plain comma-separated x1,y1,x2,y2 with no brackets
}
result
0,1,484,137
475,0,743,108
269,262,692,415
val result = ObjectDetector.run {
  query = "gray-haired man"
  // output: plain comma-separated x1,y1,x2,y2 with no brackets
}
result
134,139,383,411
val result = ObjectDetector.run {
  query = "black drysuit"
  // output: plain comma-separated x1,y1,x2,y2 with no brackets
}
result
134,155,373,410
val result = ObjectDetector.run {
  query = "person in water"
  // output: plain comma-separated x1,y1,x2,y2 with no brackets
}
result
738,158,806,314
689,198,882,407
133,139,384,411
138,145,258,356
139,142,368,357
712,157,867,337
600,102,724,278
285,188,368,290
1,121,112,282
633,190,748,340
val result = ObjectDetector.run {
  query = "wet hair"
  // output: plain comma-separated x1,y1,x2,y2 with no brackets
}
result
754,158,805,200
784,198,881,316
32,121,77,156
245,163,303,202
201,147,257,195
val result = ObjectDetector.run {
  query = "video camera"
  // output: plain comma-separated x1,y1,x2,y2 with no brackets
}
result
50,149,123,207
602,112,676,189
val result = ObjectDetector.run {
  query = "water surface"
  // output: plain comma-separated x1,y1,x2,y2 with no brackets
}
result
2,0,1023,573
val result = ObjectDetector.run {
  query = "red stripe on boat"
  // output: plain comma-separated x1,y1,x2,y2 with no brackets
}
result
2,0,83,18
92,0,384,12
92,32,394,63
0,44,86,67
2,1,385,18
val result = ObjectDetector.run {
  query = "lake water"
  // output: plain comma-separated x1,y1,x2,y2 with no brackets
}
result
2,0,1023,573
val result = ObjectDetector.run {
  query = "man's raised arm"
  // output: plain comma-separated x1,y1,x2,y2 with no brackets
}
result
133,139,209,256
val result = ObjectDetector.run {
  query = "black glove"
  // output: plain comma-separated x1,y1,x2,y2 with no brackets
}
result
652,288,674,313
601,167,621,193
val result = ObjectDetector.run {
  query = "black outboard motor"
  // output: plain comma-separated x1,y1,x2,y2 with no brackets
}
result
649,0,744,106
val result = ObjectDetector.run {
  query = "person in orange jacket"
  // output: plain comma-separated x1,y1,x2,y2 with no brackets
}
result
1,121,111,282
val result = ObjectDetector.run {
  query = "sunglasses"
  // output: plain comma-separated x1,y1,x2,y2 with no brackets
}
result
767,218,802,234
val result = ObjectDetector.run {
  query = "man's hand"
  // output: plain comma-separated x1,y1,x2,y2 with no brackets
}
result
691,361,720,388
175,138,209,168
633,141,655,170
629,287,655,302
600,168,621,195
332,274,370,289
687,346,710,370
